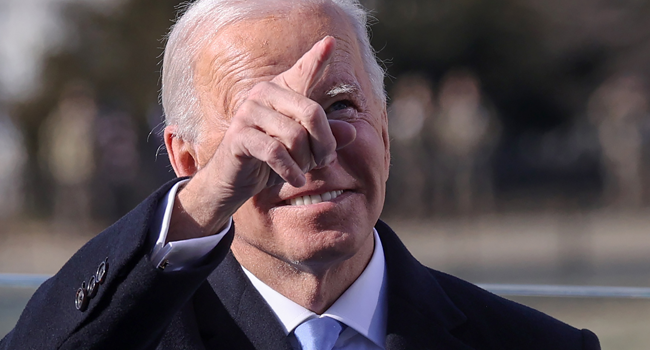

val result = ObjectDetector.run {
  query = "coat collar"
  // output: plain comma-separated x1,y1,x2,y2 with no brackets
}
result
204,252,293,350
375,220,473,350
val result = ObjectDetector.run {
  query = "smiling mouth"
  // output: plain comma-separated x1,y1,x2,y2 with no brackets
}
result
286,190,345,206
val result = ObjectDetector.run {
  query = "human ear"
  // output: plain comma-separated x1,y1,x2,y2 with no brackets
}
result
381,107,391,179
164,125,199,177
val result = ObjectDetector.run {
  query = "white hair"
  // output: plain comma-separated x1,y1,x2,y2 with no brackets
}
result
161,0,386,141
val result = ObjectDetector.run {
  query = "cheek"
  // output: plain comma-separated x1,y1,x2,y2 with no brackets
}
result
340,123,389,187
232,199,273,246
235,196,270,225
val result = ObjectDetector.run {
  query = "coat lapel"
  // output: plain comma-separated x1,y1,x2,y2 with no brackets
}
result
198,252,293,350
376,220,475,350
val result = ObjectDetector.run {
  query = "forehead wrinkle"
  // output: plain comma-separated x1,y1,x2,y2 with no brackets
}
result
332,32,355,50
197,50,249,125
203,42,282,121
228,71,277,117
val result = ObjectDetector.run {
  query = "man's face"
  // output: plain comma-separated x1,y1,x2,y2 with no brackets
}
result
193,3,390,268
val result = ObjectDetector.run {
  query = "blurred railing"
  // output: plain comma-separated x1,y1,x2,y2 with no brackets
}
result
478,283,650,299
2,273,650,298
0,274,50,288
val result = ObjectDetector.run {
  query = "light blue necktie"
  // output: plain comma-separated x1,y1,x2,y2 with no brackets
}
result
294,317,343,350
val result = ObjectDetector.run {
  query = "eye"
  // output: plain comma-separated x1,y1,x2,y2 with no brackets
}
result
326,100,354,113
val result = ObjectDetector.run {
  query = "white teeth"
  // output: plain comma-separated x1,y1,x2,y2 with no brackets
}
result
310,194,322,204
287,190,344,206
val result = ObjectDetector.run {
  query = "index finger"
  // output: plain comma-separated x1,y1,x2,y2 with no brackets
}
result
270,36,338,168
272,36,336,97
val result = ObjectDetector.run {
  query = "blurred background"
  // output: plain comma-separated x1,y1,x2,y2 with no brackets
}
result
1,0,650,347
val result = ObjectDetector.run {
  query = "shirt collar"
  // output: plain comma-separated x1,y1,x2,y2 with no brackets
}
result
242,228,387,348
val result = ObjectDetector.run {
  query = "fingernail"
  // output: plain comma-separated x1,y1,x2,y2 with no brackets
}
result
296,174,306,187
304,158,317,173
319,36,332,46
316,154,335,168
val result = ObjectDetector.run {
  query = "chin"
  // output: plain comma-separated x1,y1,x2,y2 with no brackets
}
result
276,223,371,267
233,194,380,269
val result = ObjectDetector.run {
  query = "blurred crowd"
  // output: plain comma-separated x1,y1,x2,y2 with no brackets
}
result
1,70,650,223
0,82,172,225
2,0,650,224
385,70,650,218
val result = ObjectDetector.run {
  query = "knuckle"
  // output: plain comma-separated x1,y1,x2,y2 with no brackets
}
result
235,101,254,117
286,126,308,148
264,140,285,160
248,82,267,97
248,82,275,102
300,103,324,127
301,102,322,119
227,121,248,140
233,100,264,126
231,129,251,149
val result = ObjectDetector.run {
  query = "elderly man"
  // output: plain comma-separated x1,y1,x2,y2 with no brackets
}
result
2,0,600,349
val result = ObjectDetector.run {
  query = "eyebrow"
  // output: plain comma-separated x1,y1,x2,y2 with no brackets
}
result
325,83,359,97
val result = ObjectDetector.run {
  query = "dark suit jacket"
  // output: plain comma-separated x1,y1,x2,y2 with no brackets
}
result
1,180,600,350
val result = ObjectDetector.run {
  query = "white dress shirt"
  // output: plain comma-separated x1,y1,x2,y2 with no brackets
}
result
243,229,387,350
149,181,388,349
149,179,231,271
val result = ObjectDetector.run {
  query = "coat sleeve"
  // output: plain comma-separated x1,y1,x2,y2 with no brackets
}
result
0,179,234,350
581,329,601,350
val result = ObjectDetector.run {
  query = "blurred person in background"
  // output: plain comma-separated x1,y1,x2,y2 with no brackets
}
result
38,81,96,226
588,74,649,209
429,70,500,216
0,108,26,221
94,104,141,221
2,1,600,349
386,74,434,217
